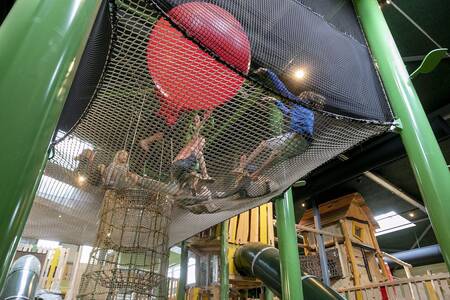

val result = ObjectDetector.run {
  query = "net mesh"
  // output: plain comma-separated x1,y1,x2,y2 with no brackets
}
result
77,189,171,299
25,0,392,250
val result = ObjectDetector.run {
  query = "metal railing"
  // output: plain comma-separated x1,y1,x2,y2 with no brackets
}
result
338,273,450,300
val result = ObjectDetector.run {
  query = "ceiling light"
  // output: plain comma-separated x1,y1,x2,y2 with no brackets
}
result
409,212,415,218
294,69,306,80
301,202,306,207
77,174,87,185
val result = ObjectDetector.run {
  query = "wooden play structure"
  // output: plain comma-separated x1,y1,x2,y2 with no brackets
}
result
298,193,450,300
184,203,275,299
298,193,389,289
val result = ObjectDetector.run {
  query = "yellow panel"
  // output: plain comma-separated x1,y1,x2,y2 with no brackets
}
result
192,287,200,300
267,202,274,246
228,216,238,243
236,211,249,244
45,248,61,289
228,245,237,275
250,207,259,243
425,281,439,300
260,204,268,244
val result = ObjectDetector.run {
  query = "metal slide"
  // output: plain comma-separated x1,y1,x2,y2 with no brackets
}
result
234,243,345,300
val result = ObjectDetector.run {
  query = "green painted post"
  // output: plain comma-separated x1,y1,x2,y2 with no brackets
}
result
354,0,450,269
275,188,304,300
177,241,188,300
220,221,229,300
264,287,274,300
0,0,101,287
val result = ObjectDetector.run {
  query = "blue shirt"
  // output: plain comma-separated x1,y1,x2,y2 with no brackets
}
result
258,68,315,138
263,69,299,102
275,101,314,139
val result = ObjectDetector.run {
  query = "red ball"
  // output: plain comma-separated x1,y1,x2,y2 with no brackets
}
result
147,2,251,125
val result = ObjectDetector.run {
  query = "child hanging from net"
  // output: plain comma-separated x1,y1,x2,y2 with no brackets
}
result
101,149,140,189
234,68,326,180
139,111,214,195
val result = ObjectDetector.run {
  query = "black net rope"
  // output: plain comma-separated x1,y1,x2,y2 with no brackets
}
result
25,0,393,250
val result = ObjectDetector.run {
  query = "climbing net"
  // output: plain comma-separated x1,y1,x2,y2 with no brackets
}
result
78,189,171,299
26,1,393,295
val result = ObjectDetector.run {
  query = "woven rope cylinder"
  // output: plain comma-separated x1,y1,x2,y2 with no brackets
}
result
78,189,172,299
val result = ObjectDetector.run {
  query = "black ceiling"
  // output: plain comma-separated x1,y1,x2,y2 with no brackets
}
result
293,0,450,254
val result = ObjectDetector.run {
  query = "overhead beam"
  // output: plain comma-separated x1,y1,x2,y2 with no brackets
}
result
403,54,450,63
363,171,427,213
410,223,433,250
296,115,450,200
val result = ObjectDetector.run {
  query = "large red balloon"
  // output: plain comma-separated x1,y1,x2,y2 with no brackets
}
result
147,2,251,125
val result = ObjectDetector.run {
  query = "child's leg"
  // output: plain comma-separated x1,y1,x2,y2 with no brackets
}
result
194,138,214,181
197,153,208,177
244,140,269,168
251,149,282,179
174,136,203,161
139,132,163,152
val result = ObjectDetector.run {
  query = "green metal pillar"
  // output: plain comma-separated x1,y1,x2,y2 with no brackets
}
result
0,0,101,288
177,241,188,300
354,0,450,269
220,220,229,300
275,188,304,300
264,287,274,300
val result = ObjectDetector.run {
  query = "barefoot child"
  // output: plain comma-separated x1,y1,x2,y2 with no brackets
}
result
236,68,326,179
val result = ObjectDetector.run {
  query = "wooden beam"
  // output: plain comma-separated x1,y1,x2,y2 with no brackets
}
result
296,224,343,238
340,220,363,300
368,222,390,280
382,251,413,269
337,273,450,292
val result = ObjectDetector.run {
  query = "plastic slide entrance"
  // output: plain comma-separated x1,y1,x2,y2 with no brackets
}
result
234,243,345,300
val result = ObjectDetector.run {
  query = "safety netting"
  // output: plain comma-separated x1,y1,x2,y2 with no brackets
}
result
77,189,172,299
24,0,393,249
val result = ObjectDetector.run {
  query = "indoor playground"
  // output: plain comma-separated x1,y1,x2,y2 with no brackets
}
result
0,0,449,299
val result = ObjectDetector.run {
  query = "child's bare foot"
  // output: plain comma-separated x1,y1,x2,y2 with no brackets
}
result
254,67,268,76
139,139,150,152
201,175,215,183
231,154,247,174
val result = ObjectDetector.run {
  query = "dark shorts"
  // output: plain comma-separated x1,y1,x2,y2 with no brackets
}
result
268,132,311,159
171,154,198,181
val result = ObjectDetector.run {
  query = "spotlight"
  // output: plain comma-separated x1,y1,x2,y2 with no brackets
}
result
409,212,415,218
58,215,62,218
77,174,87,185
301,202,306,207
294,68,306,80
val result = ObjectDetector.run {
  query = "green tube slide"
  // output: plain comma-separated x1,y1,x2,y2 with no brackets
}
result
234,243,345,300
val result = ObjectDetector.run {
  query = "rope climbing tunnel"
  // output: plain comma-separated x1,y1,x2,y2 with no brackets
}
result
23,0,394,298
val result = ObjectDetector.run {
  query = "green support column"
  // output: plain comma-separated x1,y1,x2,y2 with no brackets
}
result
354,0,450,269
264,287,274,300
0,0,101,288
220,220,229,300
275,188,304,300
177,241,188,300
